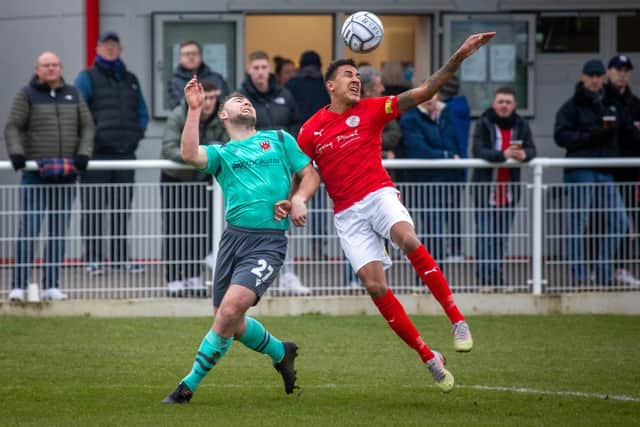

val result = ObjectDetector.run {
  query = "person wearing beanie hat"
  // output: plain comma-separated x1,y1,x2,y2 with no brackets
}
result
554,59,632,287
299,50,321,69
286,51,331,264
286,50,329,122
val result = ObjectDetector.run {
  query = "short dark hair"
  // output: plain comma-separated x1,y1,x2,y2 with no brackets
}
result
248,50,269,62
222,91,250,108
179,40,202,54
201,81,218,92
274,56,294,76
495,86,516,98
325,58,357,82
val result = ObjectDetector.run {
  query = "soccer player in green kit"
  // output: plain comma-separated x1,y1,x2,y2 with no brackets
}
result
163,78,320,404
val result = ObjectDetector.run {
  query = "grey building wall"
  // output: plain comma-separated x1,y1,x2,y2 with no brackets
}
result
1,1,638,261
2,1,639,171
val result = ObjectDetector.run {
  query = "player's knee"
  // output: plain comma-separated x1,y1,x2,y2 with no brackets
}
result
216,303,243,325
396,233,421,253
362,280,387,298
390,223,420,252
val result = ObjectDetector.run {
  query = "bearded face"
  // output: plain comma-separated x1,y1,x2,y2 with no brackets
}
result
220,96,257,129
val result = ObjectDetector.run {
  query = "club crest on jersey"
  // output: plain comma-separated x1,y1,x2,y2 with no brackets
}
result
346,115,360,127
259,141,271,151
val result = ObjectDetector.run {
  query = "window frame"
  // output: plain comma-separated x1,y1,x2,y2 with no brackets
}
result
443,13,536,117
151,12,244,119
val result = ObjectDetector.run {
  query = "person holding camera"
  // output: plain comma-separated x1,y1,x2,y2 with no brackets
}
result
554,59,630,287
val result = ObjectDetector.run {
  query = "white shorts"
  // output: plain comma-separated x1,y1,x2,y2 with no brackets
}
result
334,187,414,273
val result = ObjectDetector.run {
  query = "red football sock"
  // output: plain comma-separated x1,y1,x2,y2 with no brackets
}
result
407,244,464,324
372,289,434,362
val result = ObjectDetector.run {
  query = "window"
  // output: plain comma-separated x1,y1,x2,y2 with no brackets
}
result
245,15,333,74
536,16,599,53
152,13,244,118
342,15,430,79
443,14,535,116
617,15,640,52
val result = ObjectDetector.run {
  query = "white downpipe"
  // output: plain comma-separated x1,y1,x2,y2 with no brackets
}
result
530,163,544,295
211,180,224,263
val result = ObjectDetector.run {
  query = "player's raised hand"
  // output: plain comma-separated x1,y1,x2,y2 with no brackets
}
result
454,32,496,60
184,77,204,110
274,200,292,222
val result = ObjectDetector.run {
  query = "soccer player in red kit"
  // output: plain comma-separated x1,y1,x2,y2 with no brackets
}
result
278,32,494,392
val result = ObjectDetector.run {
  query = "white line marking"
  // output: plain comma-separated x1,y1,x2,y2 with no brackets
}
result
457,384,640,402
3,382,637,402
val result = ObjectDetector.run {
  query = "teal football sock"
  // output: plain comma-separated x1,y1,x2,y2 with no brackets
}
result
182,330,233,392
238,316,285,363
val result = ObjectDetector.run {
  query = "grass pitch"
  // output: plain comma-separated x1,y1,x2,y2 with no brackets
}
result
0,314,638,426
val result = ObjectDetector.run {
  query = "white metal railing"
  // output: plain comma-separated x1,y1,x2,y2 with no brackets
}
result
1,158,639,299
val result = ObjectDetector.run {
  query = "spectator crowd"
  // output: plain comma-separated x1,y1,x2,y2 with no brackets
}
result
4,32,640,300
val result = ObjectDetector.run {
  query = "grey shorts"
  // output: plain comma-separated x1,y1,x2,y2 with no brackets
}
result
212,224,287,308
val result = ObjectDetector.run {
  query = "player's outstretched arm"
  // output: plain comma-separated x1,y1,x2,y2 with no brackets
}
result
275,164,320,226
397,32,495,115
180,78,209,169
290,164,320,227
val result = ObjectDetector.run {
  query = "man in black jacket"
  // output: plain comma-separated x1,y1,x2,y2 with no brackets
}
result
166,40,230,109
471,87,536,288
285,50,330,123
606,55,640,287
239,51,301,137
75,32,149,275
554,59,630,287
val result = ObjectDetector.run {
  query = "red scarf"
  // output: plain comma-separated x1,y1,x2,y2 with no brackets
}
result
494,128,512,206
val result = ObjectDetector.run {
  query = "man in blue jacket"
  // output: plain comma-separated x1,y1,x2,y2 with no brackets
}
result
74,32,149,275
440,76,471,161
399,93,463,261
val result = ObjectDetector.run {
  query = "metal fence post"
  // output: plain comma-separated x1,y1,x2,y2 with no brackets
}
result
211,180,224,263
531,162,544,295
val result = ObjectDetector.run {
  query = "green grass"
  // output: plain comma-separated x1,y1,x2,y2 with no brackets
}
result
1,315,639,426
